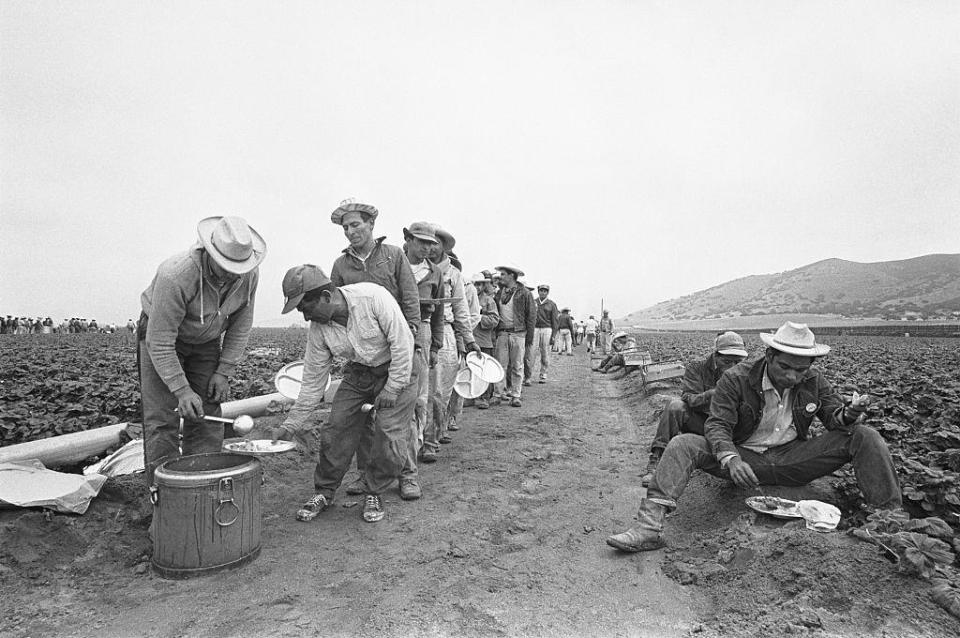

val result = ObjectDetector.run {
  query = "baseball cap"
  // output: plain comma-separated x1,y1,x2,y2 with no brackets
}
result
403,222,439,243
715,331,748,357
281,265,332,314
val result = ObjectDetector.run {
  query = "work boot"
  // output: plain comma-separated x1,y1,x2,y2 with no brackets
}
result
362,494,385,523
476,397,490,410
641,451,662,487
345,474,367,495
399,478,422,501
606,499,668,552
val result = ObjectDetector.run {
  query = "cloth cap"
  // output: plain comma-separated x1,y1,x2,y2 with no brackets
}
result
714,331,748,357
330,199,378,225
537,284,550,291
759,321,831,357
281,264,332,314
403,222,439,243
197,216,266,275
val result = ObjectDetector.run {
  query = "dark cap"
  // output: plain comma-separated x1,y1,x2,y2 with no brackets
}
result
281,264,332,314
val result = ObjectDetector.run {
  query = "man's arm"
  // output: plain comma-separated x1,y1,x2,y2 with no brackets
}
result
447,269,478,348
679,358,714,411
702,372,741,462
217,271,258,378
280,324,333,434
524,290,536,346
478,295,500,330
428,276,444,355
393,248,422,335
144,273,192,396
329,256,345,287
377,292,415,395
814,371,847,430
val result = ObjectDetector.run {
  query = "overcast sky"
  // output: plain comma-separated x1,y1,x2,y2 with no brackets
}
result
2,1,958,326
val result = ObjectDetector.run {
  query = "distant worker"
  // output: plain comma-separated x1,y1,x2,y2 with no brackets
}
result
494,264,536,407
471,271,501,410
273,266,417,524
641,331,749,486
527,284,559,384
557,308,576,356
607,322,902,553
594,331,636,374
599,310,615,354
584,315,599,353
138,216,265,484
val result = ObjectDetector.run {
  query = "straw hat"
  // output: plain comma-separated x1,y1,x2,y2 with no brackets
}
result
759,322,830,357
497,263,525,277
330,199,378,225
197,216,266,275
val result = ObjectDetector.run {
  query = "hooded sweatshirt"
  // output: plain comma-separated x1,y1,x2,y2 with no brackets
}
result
140,245,258,396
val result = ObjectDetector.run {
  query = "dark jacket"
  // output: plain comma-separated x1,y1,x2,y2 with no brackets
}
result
473,290,500,349
557,313,576,332
495,285,536,346
330,237,420,335
704,357,846,461
534,298,560,331
680,353,729,415
406,257,445,354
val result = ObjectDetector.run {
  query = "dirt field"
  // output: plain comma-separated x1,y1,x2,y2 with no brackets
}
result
1,345,958,637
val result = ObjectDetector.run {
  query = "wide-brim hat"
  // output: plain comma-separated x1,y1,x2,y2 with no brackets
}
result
434,227,456,252
197,216,266,275
471,272,490,283
759,321,831,357
612,331,628,341
496,263,525,277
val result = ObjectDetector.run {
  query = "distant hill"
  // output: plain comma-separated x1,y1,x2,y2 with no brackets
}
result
622,254,960,325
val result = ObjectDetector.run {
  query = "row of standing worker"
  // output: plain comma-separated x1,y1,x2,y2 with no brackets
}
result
138,204,573,524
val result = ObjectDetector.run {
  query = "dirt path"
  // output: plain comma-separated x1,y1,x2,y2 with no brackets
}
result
3,345,958,637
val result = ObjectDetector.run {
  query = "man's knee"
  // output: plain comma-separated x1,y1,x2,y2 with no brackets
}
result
664,433,711,457
665,399,686,416
850,423,888,451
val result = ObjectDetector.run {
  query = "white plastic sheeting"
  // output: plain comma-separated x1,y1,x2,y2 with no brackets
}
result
0,460,107,514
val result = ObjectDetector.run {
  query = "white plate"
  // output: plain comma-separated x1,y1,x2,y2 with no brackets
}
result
464,351,504,384
454,365,489,399
274,361,331,400
745,496,802,519
223,439,297,455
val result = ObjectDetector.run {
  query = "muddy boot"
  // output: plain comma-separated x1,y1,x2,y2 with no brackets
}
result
641,450,662,487
606,499,668,552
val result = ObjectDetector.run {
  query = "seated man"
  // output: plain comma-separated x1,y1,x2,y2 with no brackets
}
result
271,265,418,524
607,321,901,553
641,331,748,486
593,331,636,374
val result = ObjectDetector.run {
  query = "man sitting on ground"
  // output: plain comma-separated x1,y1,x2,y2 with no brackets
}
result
593,331,636,374
641,331,748,486
607,321,902,553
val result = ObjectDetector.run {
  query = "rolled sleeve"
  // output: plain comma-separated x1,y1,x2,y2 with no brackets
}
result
282,325,333,433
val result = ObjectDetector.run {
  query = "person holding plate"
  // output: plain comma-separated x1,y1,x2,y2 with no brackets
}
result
607,321,902,553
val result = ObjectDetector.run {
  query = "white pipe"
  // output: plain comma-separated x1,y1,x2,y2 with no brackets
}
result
0,392,296,468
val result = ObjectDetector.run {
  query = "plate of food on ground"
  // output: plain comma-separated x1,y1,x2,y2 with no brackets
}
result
745,495,803,519
223,439,297,455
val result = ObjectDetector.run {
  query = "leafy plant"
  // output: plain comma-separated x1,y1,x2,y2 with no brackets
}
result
888,532,955,579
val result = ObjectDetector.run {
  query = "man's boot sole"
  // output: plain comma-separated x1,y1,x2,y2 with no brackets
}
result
605,537,665,553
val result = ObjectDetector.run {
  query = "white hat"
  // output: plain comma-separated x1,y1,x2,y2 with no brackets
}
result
714,331,748,357
759,322,830,357
612,331,628,341
496,263,525,277
197,216,266,275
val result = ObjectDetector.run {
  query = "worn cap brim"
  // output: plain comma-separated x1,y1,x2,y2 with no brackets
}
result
281,293,305,315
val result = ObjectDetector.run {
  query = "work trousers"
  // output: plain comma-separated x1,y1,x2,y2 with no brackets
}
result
424,324,458,453
313,361,417,498
648,427,902,511
600,331,613,354
586,333,597,352
649,399,707,454
401,347,429,480
480,346,496,399
525,327,552,381
139,336,223,485
495,331,526,399
558,328,573,355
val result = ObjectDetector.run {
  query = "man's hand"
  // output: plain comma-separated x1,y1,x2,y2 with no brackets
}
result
270,425,293,443
727,457,759,489
466,342,481,355
177,390,205,421
207,373,230,403
374,388,399,410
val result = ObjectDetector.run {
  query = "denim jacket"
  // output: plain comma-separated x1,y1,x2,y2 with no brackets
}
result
704,357,846,461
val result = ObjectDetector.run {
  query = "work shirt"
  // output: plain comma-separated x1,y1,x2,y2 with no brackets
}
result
599,317,614,333
141,246,258,395
282,283,414,433
434,255,477,348
407,256,444,353
473,290,500,349
558,314,576,332
330,237,420,335
740,372,798,453
585,318,599,333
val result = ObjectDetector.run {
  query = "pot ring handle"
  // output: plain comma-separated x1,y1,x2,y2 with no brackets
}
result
215,477,240,527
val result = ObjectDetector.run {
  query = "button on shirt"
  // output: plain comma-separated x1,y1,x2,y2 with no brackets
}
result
741,370,798,453
282,282,414,433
